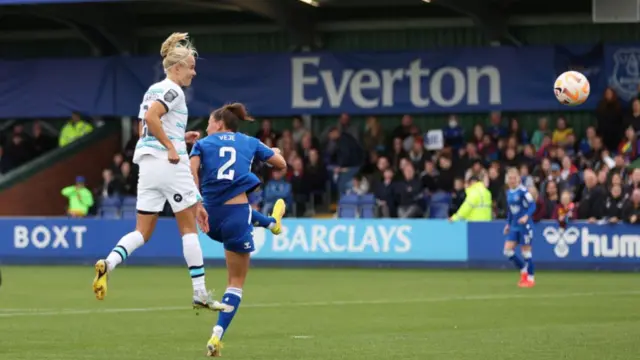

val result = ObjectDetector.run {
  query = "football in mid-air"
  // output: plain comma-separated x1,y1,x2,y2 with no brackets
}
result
554,70,590,106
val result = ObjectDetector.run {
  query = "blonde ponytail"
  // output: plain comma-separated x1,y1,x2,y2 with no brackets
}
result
160,32,197,72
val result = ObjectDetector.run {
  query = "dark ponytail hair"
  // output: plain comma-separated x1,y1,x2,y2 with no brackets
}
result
212,102,253,132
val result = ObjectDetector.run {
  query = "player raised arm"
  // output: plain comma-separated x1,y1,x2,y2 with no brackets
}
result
144,100,179,164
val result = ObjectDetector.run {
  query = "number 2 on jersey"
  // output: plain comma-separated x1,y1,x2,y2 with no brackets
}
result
217,146,236,180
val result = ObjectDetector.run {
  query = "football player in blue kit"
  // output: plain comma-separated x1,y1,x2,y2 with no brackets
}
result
503,167,536,288
189,103,287,357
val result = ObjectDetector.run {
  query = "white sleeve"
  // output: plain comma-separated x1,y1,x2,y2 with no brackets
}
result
157,84,183,113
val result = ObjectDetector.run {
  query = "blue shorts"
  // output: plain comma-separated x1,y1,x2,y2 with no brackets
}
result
205,203,255,253
506,223,533,245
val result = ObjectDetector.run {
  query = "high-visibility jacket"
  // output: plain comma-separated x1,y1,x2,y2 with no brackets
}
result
451,182,492,221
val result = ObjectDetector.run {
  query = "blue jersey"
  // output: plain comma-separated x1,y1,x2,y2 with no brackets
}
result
190,132,274,207
505,185,536,244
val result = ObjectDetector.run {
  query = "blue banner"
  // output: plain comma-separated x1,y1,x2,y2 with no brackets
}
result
2,218,638,270
0,218,467,264
468,221,640,267
605,44,640,102
0,46,611,118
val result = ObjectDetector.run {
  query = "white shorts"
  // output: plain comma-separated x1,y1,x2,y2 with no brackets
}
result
136,155,200,213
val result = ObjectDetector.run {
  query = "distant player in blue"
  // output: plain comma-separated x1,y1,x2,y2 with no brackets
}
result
503,167,536,288
189,103,287,357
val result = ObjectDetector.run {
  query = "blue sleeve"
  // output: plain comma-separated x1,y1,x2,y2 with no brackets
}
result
523,190,536,217
190,140,202,158
254,138,275,162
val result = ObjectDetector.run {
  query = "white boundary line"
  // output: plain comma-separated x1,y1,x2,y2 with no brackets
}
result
0,290,638,318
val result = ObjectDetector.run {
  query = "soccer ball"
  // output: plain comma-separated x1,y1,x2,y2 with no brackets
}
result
554,71,590,106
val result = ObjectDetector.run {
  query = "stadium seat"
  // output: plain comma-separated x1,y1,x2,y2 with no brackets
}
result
99,197,121,219
121,196,137,207
358,194,376,218
337,194,359,218
121,207,137,219
359,194,375,205
429,191,452,219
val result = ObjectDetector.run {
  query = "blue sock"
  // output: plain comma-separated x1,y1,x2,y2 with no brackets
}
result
252,209,275,229
504,249,525,270
522,251,535,279
212,287,243,340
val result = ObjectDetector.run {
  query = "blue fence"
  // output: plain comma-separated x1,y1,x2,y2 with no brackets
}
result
3,44,639,117
1,218,638,270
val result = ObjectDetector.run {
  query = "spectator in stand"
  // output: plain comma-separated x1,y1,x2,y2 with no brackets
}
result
530,117,549,150
3,124,32,171
596,87,624,152
622,188,640,224
420,159,438,193
0,146,5,174
31,121,55,158
289,156,308,216
436,156,455,192
363,116,385,153
61,176,94,217
486,111,507,141
304,148,327,205
618,125,637,162
110,153,124,177
119,161,137,196
458,142,483,174
625,98,640,134
392,114,413,143
552,190,576,226
508,118,528,145
388,136,407,170
328,126,364,194
394,163,424,218
542,180,559,219
576,169,606,222
551,117,574,151
345,173,369,196
521,144,536,169
407,137,428,171
59,112,93,147
627,168,640,194
530,186,546,222
465,159,489,187
96,169,121,199
443,115,464,150
374,168,395,218
559,156,580,191
480,133,498,162
471,124,485,151
291,117,307,145
263,168,292,215
297,132,315,161
256,119,278,145
578,126,597,157
449,177,466,216
603,184,628,224
520,164,534,188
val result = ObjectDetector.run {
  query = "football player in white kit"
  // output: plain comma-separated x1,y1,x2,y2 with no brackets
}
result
92,32,223,312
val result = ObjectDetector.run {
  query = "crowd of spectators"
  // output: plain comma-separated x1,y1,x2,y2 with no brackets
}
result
22,85,638,221
0,112,94,175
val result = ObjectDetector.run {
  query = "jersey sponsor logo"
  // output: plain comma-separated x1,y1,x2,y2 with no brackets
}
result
543,226,580,258
164,89,179,103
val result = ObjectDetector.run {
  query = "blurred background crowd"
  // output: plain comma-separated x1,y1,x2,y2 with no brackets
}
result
2,0,640,225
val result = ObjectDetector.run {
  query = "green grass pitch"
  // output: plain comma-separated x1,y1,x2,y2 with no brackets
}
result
0,266,638,360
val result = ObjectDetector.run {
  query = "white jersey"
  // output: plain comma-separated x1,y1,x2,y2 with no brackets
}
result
133,78,189,164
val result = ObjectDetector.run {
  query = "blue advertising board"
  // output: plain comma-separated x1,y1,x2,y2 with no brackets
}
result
468,221,640,270
0,218,467,265
0,46,611,118
1,218,637,270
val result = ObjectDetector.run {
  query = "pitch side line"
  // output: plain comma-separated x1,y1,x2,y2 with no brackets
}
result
0,290,638,318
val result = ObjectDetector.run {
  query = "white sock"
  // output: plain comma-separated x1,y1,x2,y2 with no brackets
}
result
105,231,145,272
213,325,224,339
183,233,206,294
